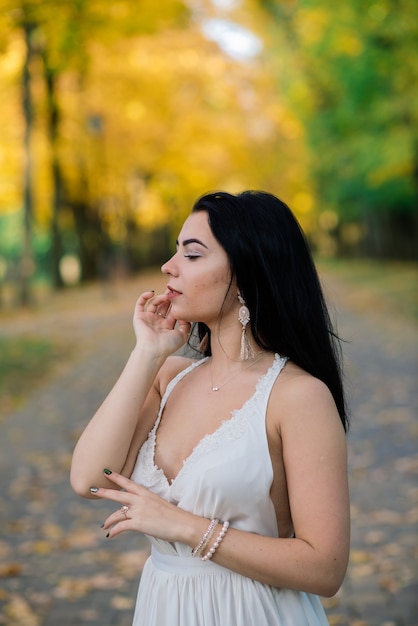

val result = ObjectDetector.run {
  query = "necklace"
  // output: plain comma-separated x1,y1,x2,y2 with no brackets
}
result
209,354,265,392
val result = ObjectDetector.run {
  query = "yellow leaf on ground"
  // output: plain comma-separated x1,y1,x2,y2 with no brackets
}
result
111,595,135,610
4,594,41,626
0,562,24,577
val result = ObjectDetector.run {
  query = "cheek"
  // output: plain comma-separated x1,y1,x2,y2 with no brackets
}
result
193,272,230,293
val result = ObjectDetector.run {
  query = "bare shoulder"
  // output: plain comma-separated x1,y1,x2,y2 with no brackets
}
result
270,361,344,436
156,355,199,396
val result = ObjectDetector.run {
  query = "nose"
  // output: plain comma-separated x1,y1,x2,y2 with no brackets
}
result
161,253,177,276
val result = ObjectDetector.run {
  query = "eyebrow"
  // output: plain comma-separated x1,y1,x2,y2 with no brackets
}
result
176,238,209,249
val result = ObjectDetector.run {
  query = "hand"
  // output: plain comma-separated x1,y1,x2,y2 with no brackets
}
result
133,291,191,357
90,470,192,542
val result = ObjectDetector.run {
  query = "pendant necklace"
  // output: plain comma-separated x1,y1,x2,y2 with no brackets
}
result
209,354,264,392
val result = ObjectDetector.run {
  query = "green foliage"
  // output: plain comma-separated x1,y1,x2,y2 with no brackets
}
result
259,0,418,257
1,0,416,303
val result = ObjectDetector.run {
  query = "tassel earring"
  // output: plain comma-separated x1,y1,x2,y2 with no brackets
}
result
238,295,255,360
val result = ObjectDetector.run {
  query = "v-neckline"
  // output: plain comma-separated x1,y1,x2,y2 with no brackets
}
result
150,354,281,488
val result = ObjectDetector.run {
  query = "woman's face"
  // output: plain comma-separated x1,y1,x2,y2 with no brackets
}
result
161,211,236,325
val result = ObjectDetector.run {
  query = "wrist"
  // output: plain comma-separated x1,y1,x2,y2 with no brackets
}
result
130,344,166,366
177,513,211,550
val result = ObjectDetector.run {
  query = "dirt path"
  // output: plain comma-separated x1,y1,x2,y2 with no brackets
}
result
0,270,417,626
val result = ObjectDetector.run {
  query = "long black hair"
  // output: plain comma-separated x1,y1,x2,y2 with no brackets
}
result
192,190,348,431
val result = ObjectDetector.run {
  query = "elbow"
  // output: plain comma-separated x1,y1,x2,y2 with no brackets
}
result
70,478,90,499
319,579,343,598
70,468,96,499
315,565,347,598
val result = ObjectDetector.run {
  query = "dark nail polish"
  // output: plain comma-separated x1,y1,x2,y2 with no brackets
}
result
106,532,110,538
100,523,105,528
103,468,112,475
90,486,99,493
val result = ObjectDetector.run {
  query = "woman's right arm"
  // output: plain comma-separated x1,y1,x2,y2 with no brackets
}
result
70,291,191,498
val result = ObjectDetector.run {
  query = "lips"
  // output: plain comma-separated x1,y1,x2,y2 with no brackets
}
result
167,286,182,298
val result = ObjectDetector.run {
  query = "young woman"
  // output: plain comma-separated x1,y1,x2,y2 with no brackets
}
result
71,191,350,625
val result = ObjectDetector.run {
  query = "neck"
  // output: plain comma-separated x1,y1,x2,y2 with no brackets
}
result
208,335,270,370
209,339,253,367
207,348,273,393
208,322,257,364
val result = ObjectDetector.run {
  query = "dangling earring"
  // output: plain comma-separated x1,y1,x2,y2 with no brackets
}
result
238,295,255,360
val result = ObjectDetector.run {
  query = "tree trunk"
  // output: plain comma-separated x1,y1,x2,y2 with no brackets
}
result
41,53,65,288
20,19,36,306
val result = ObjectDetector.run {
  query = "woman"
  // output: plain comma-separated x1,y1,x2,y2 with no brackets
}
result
71,191,350,625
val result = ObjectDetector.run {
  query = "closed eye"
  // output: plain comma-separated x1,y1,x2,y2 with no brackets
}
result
184,253,200,260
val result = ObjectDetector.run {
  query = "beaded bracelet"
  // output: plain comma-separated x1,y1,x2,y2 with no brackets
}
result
191,518,219,557
201,521,230,562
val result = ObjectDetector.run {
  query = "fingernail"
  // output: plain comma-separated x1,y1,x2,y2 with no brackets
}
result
103,468,112,475
100,523,105,528
106,532,110,538
90,487,99,493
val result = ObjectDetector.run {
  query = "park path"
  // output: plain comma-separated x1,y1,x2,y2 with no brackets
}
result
0,269,417,626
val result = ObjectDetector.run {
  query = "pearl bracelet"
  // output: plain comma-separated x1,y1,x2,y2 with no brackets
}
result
191,518,219,557
201,521,230,562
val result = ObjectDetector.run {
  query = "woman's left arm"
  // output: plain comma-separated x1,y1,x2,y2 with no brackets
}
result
202,374,350,597
90,375,349,597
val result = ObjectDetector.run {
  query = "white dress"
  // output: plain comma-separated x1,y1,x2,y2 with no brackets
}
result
130,354,329,625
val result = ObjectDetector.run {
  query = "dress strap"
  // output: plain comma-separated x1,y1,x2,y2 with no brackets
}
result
259,354,288,389
252,354,288,414
152,358,209,433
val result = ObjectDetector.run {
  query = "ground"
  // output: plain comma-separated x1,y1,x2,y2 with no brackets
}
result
0,267,417,626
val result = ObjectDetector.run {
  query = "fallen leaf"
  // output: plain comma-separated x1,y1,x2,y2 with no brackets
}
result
328,616,348,626
4,594,40,626
111,595,135,610
349,563,376,578
0,562,24,578
364,530,386,545
349,550,372,564
114,549,150,578
379,576,400,594
60,528,100,549
53,574,124,600
372,510,403,525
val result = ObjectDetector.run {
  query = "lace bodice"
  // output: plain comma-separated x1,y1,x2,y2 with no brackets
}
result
131,353,288,554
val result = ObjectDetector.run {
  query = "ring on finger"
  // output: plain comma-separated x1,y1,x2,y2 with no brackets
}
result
120,505,129,518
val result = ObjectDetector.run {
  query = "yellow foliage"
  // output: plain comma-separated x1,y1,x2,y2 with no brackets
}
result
0,0,313,244
295,8,330,46
292,191,314,215
133,189,169,230
334,34,363,57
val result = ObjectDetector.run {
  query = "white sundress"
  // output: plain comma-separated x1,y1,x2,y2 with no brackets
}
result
130,354,329,626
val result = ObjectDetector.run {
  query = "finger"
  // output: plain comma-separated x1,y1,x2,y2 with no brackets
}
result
177,320,191,335
89,485,133,507
135,291,156,312
102,505,131,530
155,302,172,318
144,294,171,314
105,519,131,539
100,469,138,491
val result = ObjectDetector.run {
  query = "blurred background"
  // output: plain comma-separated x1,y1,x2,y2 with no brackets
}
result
0,1,417,625
0,0,416,306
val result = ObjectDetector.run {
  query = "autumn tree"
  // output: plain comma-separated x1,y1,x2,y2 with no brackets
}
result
258,0,418,258
0,0,312,300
